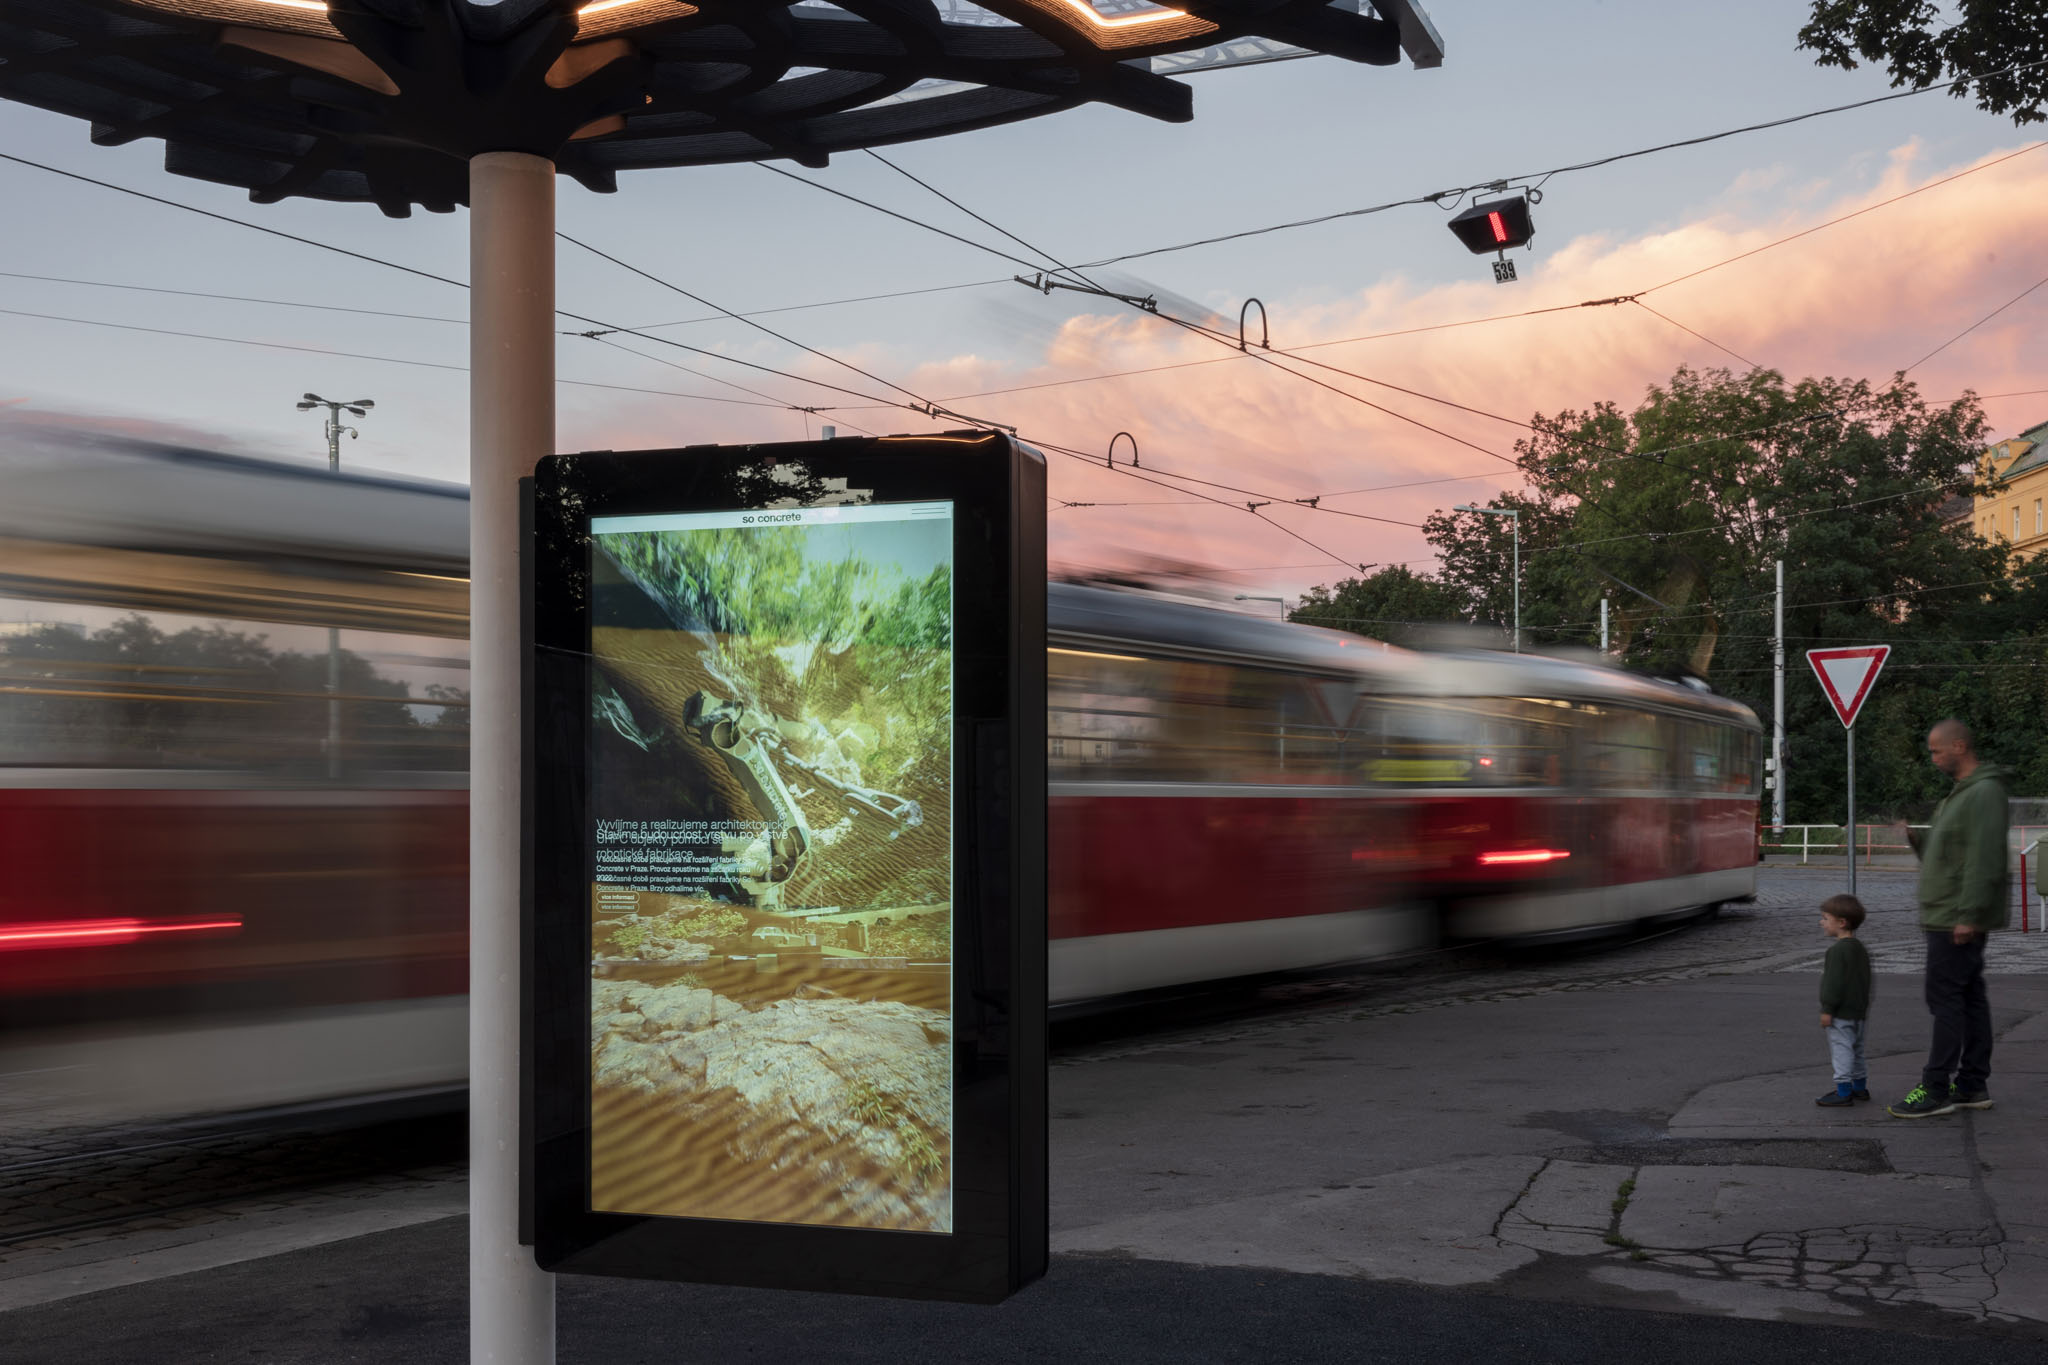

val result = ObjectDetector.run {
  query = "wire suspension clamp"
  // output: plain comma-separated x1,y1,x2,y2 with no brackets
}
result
1013,274,1158,312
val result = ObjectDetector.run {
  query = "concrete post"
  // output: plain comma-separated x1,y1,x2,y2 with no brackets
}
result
468,149,557,1365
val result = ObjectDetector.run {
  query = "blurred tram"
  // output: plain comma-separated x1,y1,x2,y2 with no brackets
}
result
0,423,471,1124
0,424,1760,1121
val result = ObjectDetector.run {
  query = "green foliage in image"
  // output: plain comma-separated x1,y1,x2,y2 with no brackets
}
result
846,1079,895,1126
604,523,952,793
1291,364,2048,817
608,920,648,952
896,1120,944,1188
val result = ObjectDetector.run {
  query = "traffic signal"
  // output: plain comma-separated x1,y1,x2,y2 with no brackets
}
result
1448,195,1535,255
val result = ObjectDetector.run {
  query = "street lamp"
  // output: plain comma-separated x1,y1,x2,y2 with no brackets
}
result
1235,594,1288,619
299,393,374,779
1455,504,1521,652
297,394,375,471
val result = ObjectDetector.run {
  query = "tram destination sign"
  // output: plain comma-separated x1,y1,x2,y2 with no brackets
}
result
525,433,1047,1301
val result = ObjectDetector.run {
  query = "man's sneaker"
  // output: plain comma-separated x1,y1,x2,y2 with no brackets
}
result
1887,1086,1956,1118
1851,1088,1871,1102
1951,1089,1994,1110
1816,1091,1853,1107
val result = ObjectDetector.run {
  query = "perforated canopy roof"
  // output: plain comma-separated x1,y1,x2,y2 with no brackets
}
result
1,0,1440,215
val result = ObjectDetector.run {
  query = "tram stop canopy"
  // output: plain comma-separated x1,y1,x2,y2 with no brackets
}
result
1,0,1444,215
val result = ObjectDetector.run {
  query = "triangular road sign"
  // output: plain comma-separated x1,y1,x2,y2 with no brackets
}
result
1807,645,1891,728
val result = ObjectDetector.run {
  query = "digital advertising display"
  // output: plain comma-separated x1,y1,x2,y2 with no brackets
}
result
526,434,1046,1302
587,501,957,1233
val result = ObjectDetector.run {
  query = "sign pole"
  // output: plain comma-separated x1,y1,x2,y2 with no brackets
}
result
1806,645,1889,902
1847,724,1856,896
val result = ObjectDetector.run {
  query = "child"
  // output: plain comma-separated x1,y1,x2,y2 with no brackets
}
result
1816,893,1874,1106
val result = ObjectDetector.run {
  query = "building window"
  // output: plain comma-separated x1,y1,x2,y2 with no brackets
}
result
2035,499,2041,535
2016,507,2023,539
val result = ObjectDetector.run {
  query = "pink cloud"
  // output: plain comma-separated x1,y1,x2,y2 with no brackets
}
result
571,140,2048,600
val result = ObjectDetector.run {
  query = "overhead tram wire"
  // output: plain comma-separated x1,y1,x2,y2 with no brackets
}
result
0,137,1374,561
553,222,1381,562
0,149,915,419
852,151,1533,479
1902,265,2048,374
0,305,794,409
832,157,1773,505
1071,57,2048,272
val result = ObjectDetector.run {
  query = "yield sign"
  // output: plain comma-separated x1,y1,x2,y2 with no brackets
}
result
1807,645,1891,728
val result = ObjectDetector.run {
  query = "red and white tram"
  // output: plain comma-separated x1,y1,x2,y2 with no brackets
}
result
0,423,1760,1120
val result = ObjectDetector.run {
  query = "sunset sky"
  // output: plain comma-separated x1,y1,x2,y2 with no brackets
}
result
4,0,2044,606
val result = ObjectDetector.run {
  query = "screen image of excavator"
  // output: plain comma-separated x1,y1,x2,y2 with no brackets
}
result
584,500,955,1234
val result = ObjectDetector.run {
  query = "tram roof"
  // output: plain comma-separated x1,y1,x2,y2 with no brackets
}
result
1048,581,1416,679
1403,647,1763,729
0,420,469,576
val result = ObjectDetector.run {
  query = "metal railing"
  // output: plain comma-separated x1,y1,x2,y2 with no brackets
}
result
1761,824,2045,932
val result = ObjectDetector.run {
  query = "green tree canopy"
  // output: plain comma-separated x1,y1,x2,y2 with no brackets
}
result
1799,1,2048,125
1289,564,1466,642
1298,364,2048,817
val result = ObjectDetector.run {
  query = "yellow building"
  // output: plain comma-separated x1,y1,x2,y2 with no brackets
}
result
1974,419,2048,561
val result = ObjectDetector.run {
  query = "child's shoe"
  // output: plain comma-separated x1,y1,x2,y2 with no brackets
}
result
1815,1090,1854,1107
1851,1087,1871,1102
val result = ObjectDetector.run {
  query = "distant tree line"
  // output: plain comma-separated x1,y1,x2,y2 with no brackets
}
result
1290,365,2048,820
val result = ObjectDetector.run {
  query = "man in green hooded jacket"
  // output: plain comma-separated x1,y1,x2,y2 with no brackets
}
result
1889,719,2010,1119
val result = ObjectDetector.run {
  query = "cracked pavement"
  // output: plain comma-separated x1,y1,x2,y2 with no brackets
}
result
1052,870,2048,1333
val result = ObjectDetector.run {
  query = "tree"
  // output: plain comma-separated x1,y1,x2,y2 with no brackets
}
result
1799,2,2048,125
1289,565,1465,642
1297,364,2047,816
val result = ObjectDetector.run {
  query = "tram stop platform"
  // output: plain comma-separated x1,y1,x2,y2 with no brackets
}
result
5,932,2048,1363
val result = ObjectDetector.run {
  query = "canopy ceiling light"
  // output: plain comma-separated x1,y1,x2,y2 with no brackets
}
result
3,0,1440,215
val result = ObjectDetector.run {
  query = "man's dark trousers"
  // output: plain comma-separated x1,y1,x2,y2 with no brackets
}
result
1922,931,1992,1094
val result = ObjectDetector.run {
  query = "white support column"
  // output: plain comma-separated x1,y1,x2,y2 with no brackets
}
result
469,149,557,1365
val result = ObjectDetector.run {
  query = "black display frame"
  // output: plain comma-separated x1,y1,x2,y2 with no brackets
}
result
524,432,1046,1303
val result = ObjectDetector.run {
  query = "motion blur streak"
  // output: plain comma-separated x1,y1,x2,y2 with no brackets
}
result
1476,849,1572,866
0,916,241,949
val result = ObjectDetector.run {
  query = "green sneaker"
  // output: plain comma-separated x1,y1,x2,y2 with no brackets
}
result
1887,1086,1956,1118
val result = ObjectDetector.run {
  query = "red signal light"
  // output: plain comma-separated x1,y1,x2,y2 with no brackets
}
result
1448,195,1536,255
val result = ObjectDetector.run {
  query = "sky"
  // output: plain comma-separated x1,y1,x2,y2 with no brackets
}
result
3,0,2046,609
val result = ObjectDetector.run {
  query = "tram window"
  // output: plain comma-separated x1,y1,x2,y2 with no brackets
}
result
1586,708,1668,789
1368,697,1567,787
0,599,468,782
1721,727,1759,794
1047,647,1360,785
1681,721,1722,792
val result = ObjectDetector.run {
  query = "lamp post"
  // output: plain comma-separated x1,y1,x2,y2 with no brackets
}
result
297,394,374,780
1235,593,1288,619
1456,503,1520,652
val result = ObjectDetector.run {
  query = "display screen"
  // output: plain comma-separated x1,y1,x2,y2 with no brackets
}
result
585,500,955,1234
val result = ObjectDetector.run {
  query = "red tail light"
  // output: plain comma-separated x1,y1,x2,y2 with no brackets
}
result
1477,849,1570,866
0,917,243,951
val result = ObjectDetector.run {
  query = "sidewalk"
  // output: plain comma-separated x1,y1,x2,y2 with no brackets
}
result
4,956,2045,1360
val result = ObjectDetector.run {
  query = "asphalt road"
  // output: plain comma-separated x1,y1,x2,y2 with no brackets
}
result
5,1216,2044,1365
